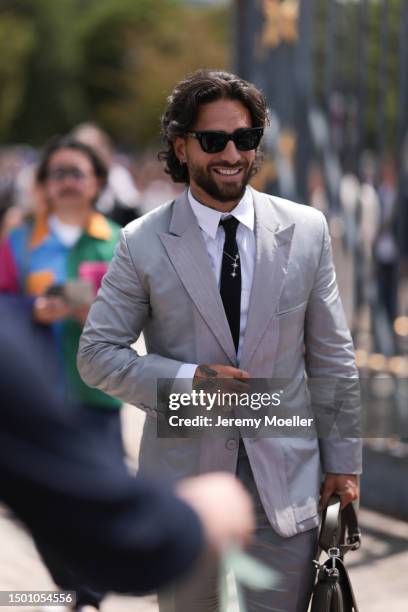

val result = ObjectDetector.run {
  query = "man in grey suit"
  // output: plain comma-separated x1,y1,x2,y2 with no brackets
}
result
78,69,361,612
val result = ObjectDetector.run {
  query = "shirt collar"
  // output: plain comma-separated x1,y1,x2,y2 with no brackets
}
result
188,186,254,240
29,211,112,248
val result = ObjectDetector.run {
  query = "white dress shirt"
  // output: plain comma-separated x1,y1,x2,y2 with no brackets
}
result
176,186,256,382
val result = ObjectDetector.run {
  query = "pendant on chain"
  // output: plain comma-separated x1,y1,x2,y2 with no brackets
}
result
230,255,239,278
223,250,240,278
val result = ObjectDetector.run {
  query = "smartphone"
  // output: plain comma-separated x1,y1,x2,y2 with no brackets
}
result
44,284,65,298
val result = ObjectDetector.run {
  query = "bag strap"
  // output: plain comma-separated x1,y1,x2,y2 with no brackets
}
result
319,495,361,558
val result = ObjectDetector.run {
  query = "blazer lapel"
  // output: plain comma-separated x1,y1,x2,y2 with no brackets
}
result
239,191,295,370
159,191,237,365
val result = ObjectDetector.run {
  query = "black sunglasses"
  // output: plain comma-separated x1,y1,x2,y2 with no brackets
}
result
186,127,264,154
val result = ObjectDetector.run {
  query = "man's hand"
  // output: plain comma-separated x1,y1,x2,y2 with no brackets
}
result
33,296,71,324
193,364,250,395
319,473,359,511
176,473,254,553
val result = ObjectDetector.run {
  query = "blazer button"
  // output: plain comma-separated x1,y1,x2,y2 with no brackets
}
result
226,438,238,451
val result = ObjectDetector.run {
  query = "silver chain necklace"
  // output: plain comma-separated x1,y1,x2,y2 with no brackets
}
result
223,250,240,278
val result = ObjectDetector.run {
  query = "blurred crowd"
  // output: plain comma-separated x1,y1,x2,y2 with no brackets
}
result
307,149,408,356
306,145,408,459
0,123,182,239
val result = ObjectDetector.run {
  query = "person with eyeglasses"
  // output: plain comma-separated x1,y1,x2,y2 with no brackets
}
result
78,70,361,612
0,136,124,611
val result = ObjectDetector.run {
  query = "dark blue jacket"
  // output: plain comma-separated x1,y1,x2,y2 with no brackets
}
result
0,332,203,594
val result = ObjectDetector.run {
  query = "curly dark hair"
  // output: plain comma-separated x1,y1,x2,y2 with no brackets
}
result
36,135,108,187
158,69,268,183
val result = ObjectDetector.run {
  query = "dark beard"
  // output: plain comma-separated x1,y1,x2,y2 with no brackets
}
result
190,163,252,203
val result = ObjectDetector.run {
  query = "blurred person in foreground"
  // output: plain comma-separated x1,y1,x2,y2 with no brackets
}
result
78,70,361,611
0,136,124,610
0,331,253,609
72,122,141,227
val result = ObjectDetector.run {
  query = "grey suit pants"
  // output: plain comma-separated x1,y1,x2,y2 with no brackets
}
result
158,440,318,612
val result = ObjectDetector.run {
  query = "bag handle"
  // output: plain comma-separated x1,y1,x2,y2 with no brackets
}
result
319,495,361,558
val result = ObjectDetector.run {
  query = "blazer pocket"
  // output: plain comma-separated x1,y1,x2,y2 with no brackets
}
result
274,300,307,318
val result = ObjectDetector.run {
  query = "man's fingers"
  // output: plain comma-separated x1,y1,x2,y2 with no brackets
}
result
339,492,355,509
320,475,359,511
35,296,47,309
195,364,250,379
223,378,250,391
232,369,250,379
336,484,358,509
318,486,333,512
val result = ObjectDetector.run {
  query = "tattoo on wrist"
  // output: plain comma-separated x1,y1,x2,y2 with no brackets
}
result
198,365,218,378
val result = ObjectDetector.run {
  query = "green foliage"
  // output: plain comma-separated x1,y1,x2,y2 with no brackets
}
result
81,3,228,147
0,0,89,143
0,12,35,139
0,0,229,147
0,0,405,153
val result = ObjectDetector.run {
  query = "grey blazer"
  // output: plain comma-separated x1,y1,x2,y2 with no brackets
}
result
78,187,362,538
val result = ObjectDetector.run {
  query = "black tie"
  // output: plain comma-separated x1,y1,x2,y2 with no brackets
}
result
219,217,241,353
